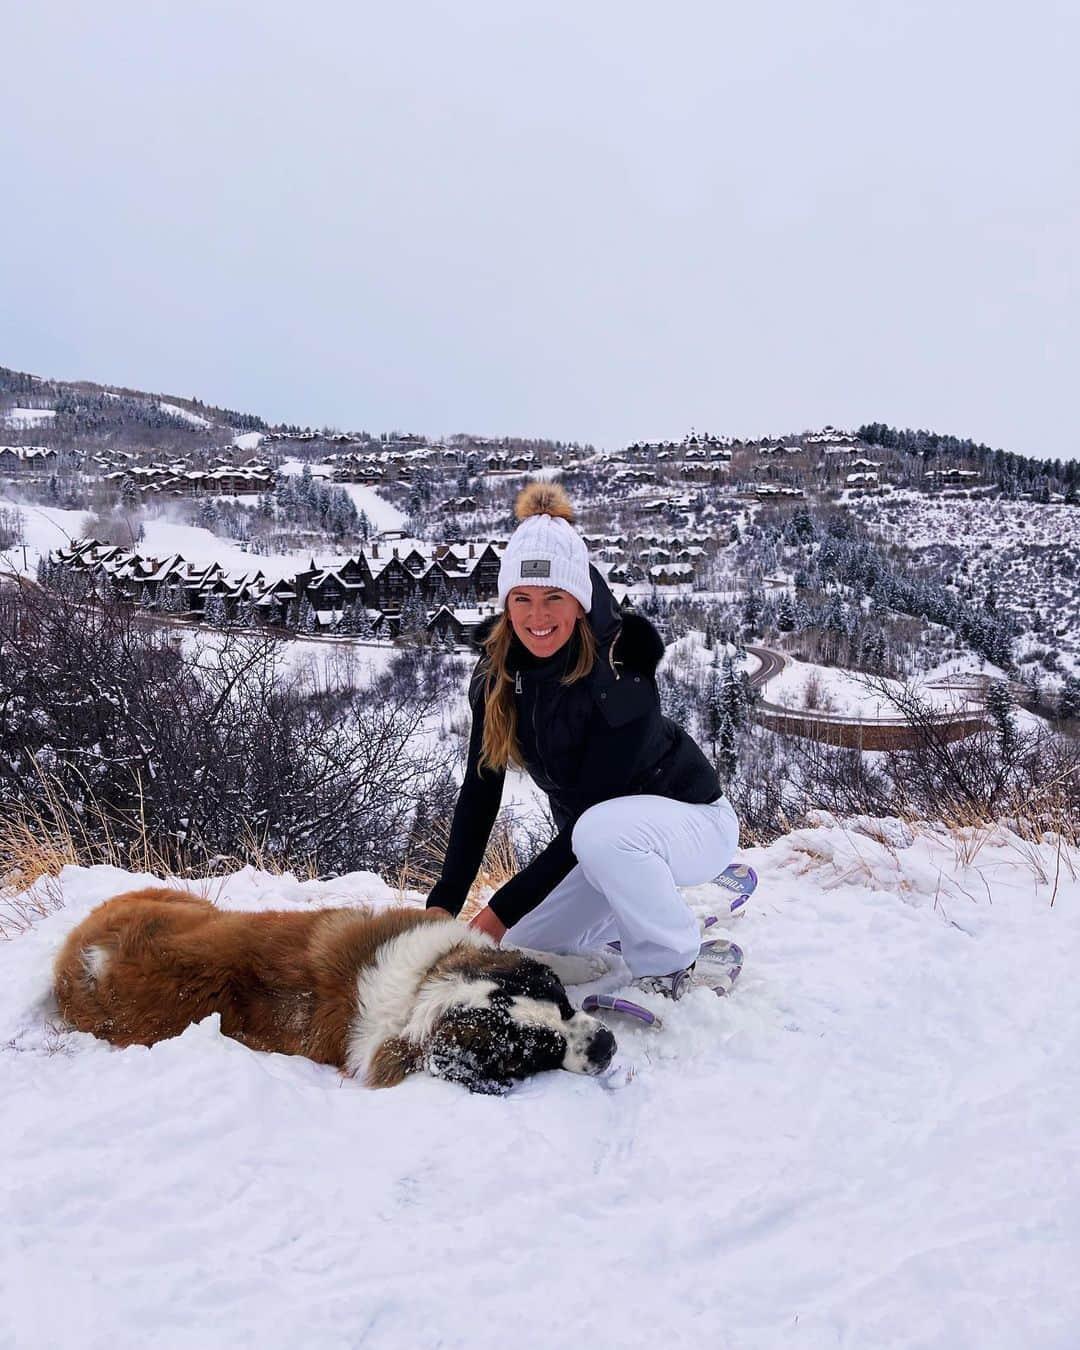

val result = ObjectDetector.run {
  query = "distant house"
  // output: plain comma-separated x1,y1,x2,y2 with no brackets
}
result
49,532,520,637
755,484,805,500
0,445,56,472
648,562,694,585
925,467,979,484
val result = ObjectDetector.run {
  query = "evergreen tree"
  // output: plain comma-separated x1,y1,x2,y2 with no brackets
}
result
161,582,185,614
985,682,1018,762
716,707,738,783
742,589,764,638
659,676,693,729
203,593,228,627
398,588,428,639
720,652,747,732
702,654,726,756
337,598,361,635
776,593,797,632
1058,673,1080,721
298,596,318,634
299,463,314,505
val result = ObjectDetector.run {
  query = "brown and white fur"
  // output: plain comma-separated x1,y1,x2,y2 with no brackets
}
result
53,888,616,1093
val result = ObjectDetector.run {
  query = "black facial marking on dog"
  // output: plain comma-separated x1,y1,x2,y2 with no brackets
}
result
423,954,616,1092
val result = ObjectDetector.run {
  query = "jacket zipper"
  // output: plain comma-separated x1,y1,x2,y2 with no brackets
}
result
609,626,623,680
515,666,555,786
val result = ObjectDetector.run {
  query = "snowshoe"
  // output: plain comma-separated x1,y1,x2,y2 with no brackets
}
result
582,943,743,1029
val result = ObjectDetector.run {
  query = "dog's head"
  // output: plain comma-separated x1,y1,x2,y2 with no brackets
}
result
365,943,616,1094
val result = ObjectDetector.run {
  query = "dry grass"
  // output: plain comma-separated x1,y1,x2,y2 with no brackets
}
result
0,785,324,939
784,789,1079,913
0,785,181,939
390,812,521,920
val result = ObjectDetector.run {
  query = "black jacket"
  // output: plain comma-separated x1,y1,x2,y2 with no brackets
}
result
426,566,722,928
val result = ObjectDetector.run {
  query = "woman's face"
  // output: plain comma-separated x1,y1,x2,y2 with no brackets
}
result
506,586,585,659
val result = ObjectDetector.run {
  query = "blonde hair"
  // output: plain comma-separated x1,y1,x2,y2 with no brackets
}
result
477,612,597,774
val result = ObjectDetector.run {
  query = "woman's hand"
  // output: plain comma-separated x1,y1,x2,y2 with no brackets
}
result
468,906,507,944
426,906,453,919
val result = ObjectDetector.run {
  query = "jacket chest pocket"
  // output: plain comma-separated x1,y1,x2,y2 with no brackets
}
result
590,673,658,728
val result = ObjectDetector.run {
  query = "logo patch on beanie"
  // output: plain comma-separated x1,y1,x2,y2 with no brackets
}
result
520,559,551,578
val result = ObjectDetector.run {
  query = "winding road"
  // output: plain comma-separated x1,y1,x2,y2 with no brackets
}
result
742,645,989,749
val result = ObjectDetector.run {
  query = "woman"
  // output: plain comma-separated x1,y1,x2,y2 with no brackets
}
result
426,481,740,999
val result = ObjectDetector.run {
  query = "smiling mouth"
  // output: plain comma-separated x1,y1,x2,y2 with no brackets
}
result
528,627,555,638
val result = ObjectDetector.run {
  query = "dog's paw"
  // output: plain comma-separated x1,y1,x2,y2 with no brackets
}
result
515,949,613,986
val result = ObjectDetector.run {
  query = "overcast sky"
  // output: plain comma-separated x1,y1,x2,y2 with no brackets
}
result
2,2,1078,457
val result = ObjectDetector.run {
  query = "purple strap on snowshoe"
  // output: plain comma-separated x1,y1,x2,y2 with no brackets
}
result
606,862,756,955
582,993,662,1027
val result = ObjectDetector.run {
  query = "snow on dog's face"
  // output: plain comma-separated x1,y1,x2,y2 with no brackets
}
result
364,944,616,1094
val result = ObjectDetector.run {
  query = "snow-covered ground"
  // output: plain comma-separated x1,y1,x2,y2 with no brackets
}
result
3,819,1076,1349
0,498,93,574
763,654,993,720
277,459,408,534
1,407,56,428
159,401,211,427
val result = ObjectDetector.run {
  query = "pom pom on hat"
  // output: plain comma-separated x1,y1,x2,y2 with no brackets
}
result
514,481,575,524
497,480,592,613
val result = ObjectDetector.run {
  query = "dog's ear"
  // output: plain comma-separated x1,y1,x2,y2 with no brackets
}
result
365,1035,422,1088
425,1007,513,1096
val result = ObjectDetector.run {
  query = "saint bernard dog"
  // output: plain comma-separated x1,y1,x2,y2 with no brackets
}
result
53,887,617,1093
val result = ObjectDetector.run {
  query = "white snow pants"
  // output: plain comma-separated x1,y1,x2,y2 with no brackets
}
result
505,794,740,978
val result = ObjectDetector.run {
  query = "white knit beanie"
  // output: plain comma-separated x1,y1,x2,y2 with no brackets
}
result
497,482,592,613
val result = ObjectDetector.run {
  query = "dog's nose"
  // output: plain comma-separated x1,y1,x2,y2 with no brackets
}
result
586,1026,616,1072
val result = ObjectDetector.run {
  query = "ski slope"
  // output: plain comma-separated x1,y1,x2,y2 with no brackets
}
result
2,819,1077,1350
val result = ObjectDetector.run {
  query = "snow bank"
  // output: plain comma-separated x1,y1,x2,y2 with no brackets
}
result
159,401,211,427
2,821,1077,1349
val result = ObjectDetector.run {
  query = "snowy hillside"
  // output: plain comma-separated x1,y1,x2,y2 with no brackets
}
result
3,819,1077,1350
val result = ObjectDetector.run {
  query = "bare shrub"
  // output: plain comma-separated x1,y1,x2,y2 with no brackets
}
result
0,506,23,550
801,670,835,712
0,580,454,886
